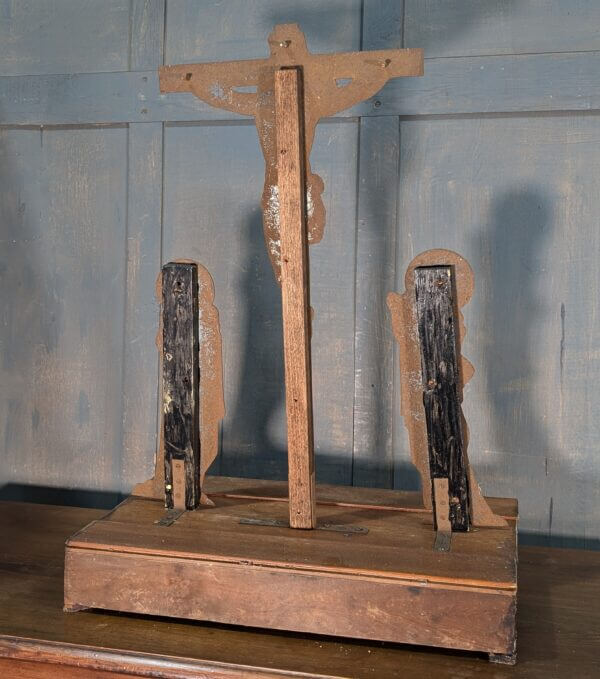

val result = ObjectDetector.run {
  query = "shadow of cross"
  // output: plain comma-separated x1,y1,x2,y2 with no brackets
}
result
159,23,423,283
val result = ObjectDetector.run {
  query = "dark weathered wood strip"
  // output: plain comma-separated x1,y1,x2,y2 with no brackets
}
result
415,266,470,531
162,262,200,510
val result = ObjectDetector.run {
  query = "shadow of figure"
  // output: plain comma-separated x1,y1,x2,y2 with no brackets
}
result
216,211,356,486
471,186,579,661
472,187,559,530
219,210,287,481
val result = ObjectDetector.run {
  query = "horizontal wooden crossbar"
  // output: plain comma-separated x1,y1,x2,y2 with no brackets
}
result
2,51,600,126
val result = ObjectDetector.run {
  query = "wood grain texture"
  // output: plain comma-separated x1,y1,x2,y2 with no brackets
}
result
0,656,131,679
64,486,517,655
0,0,130,76
3,501,599,678
65,547,516,655
404,0,600,57
164,0,363,64
129,0,165,71
203,475,518,521
396,116,600,545
133,263,225,506
388,251,506,528
352,116,399,489
162,263,200,510
0,127,127,495
415,266,470,531
275,68,316,529
66,492,517,586
121,122,163,491
351,2,404,490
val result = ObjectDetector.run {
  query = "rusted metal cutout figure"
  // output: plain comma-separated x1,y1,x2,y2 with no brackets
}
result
387,250,507,532
160,23,422,529
160,23,423,282
133,262,225,507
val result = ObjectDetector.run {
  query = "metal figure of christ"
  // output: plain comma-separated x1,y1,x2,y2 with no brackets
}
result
159,23,423,282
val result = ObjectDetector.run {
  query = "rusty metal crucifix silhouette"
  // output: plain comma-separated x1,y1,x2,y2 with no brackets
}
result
159,24,423,528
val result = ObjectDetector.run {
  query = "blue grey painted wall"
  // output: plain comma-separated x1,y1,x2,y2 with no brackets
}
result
1,1,599,548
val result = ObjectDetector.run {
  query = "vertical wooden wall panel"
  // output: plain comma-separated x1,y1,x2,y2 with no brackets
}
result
162,119,358,486
164,0,362,64
352,117,399,489
0,127,128,492
1,0,599,547
121,0,165,491
308,121,358,485
121,125,163,490
352,1,404,488
0,0,131,76
129,0,166,71
395,115,600,545
162,122,268,478
404,0,600,57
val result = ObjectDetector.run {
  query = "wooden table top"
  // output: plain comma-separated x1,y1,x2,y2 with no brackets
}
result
1,500,599,678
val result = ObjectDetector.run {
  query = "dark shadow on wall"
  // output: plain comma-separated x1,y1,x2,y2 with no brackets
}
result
217,211,287,481
471,187,570,543
0,126,59,495
478,187,556,463
0,483,125,509
214,210,368,487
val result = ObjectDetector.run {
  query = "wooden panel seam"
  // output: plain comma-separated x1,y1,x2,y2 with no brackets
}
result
65,545,516,591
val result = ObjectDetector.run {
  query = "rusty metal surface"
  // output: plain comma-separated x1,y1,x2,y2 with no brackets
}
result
387,250,507,528
159,23,423,283
132,262,225,506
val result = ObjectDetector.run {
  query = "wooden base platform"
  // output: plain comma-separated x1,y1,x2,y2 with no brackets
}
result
64,476,517,661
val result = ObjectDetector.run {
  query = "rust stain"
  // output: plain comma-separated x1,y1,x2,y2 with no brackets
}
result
387,249,506,528
159,23,423,283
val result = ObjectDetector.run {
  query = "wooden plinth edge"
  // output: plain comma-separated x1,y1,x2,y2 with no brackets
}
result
64,477,517,659
0,636,322,679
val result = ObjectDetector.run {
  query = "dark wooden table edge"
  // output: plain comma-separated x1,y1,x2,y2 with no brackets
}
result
0,635,342,679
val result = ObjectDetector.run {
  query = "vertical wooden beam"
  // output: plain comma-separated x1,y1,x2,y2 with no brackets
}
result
275,67,317,529
162,262,200,511
353,116,400,489
122,0,165,490
415,266,470,532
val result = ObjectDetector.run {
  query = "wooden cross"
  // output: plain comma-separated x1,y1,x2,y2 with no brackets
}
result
160,24,423,529
160,23,423,281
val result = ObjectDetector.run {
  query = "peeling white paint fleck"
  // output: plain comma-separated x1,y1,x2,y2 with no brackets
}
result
210,82,226,100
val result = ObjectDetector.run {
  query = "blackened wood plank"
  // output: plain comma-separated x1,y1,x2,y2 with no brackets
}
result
415,266,470,531
162,262,200,510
